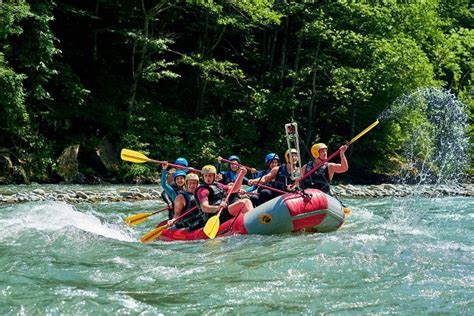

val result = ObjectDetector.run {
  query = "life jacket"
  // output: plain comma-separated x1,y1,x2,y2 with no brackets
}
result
173,190,200,229
303,160,331,194
194,182,227,221
274,164,294,192
222,170,250,186
221,170,238,185
254,168,277,192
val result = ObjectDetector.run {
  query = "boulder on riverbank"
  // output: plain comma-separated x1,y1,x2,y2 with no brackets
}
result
56,145,80,183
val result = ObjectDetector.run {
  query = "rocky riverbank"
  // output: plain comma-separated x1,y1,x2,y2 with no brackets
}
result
0,183,472,204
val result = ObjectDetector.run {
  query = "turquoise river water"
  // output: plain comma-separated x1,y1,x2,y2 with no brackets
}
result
0,186,472,314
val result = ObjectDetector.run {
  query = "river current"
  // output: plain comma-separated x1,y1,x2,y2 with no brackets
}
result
0,186,472,314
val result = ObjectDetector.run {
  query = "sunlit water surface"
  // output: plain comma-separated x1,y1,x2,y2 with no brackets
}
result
1,190,472,314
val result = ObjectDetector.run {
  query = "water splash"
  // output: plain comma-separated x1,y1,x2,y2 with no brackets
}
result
381,87,470,185
0,202,135,242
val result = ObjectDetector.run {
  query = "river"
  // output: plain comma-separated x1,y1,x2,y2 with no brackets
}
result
0,186,472,314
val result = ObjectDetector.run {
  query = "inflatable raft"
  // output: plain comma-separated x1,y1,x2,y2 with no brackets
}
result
156,188,345,241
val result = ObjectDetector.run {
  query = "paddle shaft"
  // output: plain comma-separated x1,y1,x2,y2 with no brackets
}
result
150,205,171,215
214,182,236,217
254,183,287,195
150,159,202,174
220,158,255,172
300,120,379,182
171,205,198,222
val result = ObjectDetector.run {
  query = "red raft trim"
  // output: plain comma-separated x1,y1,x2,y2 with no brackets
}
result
156,214,247,242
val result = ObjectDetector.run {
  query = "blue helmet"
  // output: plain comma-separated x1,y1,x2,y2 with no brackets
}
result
174,157,188,167
265,153,280,164
173,170,187,180
228,155,240,163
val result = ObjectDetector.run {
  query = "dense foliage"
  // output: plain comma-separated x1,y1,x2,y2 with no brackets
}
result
0,0,472,184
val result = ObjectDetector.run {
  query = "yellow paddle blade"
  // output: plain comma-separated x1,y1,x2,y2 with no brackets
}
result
349,120,379,144
124,213,152,226
140,224,169,243
203,214,220,239
120,148,150,164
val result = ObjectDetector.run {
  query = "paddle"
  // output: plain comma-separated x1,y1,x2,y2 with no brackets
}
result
219,158,257,173
120,149,202,173
203,168,246,239
300,119,379,182
252,183,287,195
140,205,198,243
124,206,170,227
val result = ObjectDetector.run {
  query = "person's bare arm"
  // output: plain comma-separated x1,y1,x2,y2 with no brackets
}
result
329,145,348,181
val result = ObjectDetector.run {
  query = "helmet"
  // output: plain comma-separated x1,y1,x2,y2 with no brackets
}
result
265,153,280,164
311,143,328,159
174,157,188,167
228,155,240,163
201,165,217,175
173,170,186,180
185,173,199,183
284,149,298,163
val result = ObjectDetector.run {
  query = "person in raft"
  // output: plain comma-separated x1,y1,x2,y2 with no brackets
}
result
161,157,188,218
247,149,300,194
247,153,280,206
167,173,201,230
195,165,253,227
301,143,348,194
216,155,257,186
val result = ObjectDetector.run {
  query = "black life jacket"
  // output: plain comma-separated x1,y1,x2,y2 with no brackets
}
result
274,164,294,192
173,190,200,229
194,182,227,221
254,169,276,192
303,160,331,194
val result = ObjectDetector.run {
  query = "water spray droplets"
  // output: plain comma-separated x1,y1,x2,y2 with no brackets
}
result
388,88,469,184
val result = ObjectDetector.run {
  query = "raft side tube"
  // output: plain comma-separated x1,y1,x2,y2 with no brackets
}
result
312,194,345,232
243,196,293,235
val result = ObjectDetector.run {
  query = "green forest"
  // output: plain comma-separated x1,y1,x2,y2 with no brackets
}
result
0,0,472,184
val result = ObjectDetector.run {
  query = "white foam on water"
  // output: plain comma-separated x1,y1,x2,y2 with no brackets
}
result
0,202,135,242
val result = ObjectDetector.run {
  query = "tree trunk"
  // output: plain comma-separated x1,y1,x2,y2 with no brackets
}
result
126,1,169,124
127,0,149,123
92,0,99,62
196,78,207,117
305,38,321,147
268,28,278,72
291,34,303,91
279,17,289,91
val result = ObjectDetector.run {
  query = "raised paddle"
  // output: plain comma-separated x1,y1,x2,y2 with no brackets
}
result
219,158,257,173
121,149,202,173
124,206,170,227
140,205,199,243
300,119,379,182
203,168,246,239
